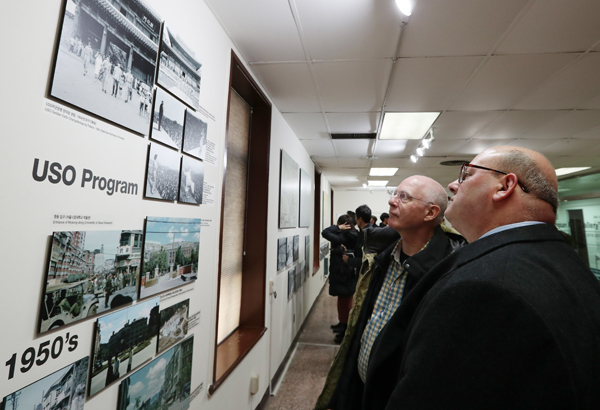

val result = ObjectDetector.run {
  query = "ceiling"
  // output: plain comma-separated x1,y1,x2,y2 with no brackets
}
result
204,0,600,192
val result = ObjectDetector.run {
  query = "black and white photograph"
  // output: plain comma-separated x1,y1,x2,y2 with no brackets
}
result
287,268,294,300
50,0,160,135
90,297,160,396
279,150,299,228
145,143,181,201
178,156,204,205
157,23,202,110
182,110,208,160
304,235,311,278
300,260,307,283
320,243,329,261
293,235,299,262
286,236,293,267
2,357,89,410
118,336,194,410
140,217,201,299
277,237,287,272
158,299,189,354
299,168,311,228
295,264,301,293
150,87,186,151
40,230,142,334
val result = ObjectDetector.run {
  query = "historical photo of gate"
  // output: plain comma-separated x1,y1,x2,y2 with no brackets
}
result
178,156,204,205
2,357,89,410
50,0,161,135
279,149,299,228
140,217,201,299
90,297,160,396
158,299,189,354
150,87,186,151
39,230,142,334
182,111,208,160
157,23,202,110
118,336,194,410
144,143,181,201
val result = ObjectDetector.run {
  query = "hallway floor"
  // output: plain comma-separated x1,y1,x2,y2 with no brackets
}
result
264,284,340,410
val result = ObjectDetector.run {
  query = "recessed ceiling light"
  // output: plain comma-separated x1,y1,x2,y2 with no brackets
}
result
555,167,591,176
395,0,413,16
380,112,440,140
367,180,388,187
369,168,398,176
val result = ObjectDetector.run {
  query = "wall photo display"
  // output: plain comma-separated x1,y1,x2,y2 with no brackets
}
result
158,299,190,354
178,155,204,205
299,168,311,228
144,143,181,201
150,87,186,151
89,297,160,396
157,23,202,110
50,0,160,135
287,268,294,300
279,150,299,228
40,229,142,334
304,235,311,278
2,357,89,410
183,110,208,160
140,217,201,299
286,237,293,267
118,336,194,410
277,237,287,272
293,235,299,262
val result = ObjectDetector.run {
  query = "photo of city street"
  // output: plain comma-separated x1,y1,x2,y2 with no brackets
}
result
3,357,89,410
144,143,181,201
158,299,189,354
118,336,194,410
182,111,207,160
140,217,201,299
50,0,161,135
178,156,204,205
40,230,142,334
157,23,202,110
90,297,160,396
150,87,186,151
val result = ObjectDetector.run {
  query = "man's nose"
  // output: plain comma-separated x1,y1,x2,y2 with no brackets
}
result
448,179,459,194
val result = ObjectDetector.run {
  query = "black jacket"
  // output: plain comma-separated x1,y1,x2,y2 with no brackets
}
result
330,225,466,409
369,224,600,410
322,225,359,297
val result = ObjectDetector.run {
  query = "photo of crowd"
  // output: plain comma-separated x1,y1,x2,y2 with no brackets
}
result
90,297,160,396
145,143,181,201
50,0,160,135
158,299,190,354
183,111,208,160
178,156,204,205
150,87,186,151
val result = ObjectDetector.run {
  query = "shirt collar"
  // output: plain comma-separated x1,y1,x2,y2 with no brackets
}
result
479,221,547,239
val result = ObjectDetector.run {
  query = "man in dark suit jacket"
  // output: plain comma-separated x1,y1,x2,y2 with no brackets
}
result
366,146,600,409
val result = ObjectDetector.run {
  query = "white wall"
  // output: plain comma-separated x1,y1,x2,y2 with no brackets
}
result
0,1,327,409
332,189,391,225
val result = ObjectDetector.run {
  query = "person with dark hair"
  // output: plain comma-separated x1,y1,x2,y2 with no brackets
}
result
370,215,378,226
327,176,466,410
322,214,359,343
379,212,389,227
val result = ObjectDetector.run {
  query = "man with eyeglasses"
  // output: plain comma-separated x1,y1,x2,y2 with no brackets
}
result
327,175,466,410
374,146,600,409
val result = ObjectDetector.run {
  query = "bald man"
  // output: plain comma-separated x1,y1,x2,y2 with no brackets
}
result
372,147,600,409
328,176,466,410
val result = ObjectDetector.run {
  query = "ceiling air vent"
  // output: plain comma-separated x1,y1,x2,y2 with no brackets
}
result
330,133,377,140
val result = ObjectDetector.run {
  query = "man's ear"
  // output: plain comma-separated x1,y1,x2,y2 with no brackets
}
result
492,173,519,202
424,204,441,222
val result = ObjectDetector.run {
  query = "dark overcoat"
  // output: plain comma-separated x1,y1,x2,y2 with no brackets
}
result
322,225,359,297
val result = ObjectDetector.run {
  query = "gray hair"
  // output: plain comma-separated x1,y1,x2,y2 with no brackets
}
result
496,150,558,214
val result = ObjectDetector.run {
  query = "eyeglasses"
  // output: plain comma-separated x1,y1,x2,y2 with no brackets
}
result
459,163,529,193
388,189,431,204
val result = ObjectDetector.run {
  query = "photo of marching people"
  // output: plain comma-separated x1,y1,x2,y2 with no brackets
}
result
2,357,89,410
118,336,194,410
39,230,142,334
140,217,201,299
50,0,161,135
90,297,160,396
178,156,204,205
158,299,189,354
150,87,186,151
182,111,208,160
144,143,181,201
157,23,202,110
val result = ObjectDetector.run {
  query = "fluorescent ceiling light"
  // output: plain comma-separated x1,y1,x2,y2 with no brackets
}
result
368,180,388,187
380,112,440,140
395,0,413,16
369,168,398,176
555,167,591,176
